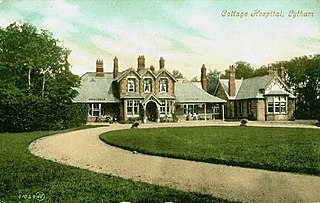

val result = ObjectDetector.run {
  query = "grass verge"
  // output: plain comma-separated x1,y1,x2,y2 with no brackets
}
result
100,126,320,175
0,126,231,203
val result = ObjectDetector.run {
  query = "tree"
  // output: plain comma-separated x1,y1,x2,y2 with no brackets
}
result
281,55,320,119
172,69,184,79
220,61,254,79
253,65,268,77
234,61,254,79
207,70,221,95
0,22,87,132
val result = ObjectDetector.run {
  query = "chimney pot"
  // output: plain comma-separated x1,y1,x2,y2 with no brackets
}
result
137,55,145,72
279,64,285,81
159,57,165,69
96,59,104,77
268,64,274,76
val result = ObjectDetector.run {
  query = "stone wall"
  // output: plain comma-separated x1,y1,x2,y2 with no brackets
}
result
256,99,266,121
287,98,295,120
119,78,127,98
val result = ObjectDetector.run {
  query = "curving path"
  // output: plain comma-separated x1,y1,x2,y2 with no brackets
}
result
29,121,320,203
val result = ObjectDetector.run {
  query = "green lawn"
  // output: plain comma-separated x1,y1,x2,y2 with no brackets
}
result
0,127,230,203
100,126,320,175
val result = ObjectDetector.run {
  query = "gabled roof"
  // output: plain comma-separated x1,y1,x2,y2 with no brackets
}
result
115,68,141,82
218,75,296,100
138,68,156,78
175,79,226,104
73,72,119,103
219,79,243,100
235,75,274,100
155,68,177,82
141,93,161,105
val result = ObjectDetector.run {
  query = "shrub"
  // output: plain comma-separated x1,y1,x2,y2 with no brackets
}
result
240,118,248,126
172,113,178,122
0,95,88,132
131,121,140,129
316,113,320,127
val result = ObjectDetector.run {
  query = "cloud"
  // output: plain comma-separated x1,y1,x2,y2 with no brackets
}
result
0,18,10,28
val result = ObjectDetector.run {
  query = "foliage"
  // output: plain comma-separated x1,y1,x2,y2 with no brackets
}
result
172,69,184,79
131,121,140,128
281,55,320,119
172,113,178,122
206,69,221,94
214,55,319,119
0,22,85,132
234,61,254,79
252,65,268,77
240,118,248,126
101,126,320,175
0,129,227,203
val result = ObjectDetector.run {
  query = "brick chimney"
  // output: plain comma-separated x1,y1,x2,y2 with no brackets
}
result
137,55,145,72
96,59,104,77
113,56,119,79
279,64,285,81
228,65,236,97
268,64,274,76
201,64,207,92
159,57,165,69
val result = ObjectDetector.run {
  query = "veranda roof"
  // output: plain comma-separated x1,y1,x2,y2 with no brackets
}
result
175,79,226,104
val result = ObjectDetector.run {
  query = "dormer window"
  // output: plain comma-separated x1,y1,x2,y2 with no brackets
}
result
160,79,167,93
144,78,152,92
128,78,135,92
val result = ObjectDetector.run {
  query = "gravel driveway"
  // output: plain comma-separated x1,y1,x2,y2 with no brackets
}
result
29,121,320,203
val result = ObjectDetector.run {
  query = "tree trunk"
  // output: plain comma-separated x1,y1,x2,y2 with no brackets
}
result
28,67,31,90
42,73,46,98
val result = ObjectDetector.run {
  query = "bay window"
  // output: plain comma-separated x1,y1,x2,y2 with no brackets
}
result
267,96,286,114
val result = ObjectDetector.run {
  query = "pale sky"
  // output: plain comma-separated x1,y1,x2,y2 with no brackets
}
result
0,0,320,79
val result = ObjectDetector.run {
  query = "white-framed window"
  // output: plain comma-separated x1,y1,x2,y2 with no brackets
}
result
88,103,100,117
183,104,197,115
267,96,286,114
144,78,152,92
160,79,167,92
160,100,166,114
127,100,140,116
213,104,220,114
134,101,140,115
128,78,135,92
127,100,133,115
166,101,172,114
160,100,172,115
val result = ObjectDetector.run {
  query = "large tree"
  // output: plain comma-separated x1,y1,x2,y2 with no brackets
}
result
281,55,320,119
0,22,87,132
